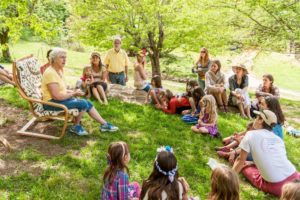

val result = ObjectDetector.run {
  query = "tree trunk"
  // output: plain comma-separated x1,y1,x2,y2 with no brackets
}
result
0,29,11,62
147,16,164,77
147,31,161,76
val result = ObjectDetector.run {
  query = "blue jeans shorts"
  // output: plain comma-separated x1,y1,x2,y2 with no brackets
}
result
44,98,93,112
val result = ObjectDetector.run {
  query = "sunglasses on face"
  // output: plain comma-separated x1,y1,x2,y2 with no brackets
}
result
201,51,206,53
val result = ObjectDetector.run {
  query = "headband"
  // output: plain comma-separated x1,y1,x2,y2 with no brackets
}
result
155,146,178,182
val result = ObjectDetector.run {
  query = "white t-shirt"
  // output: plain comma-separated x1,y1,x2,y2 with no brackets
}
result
239,129,296,183
142,181,184,200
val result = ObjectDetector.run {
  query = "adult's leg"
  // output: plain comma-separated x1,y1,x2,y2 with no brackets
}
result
91,87,103,104
118,73,126,86
87,107,107,125
221,91,228,107
197,79,205,90
108,73,117,84
0,74,15,86
96,85,108,104
237,103,247,118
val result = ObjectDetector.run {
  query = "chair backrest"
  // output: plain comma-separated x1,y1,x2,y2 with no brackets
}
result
14,55,42,100
13,55,47,117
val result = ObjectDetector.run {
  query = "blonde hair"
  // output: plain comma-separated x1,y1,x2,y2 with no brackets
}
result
208,166,240,200
280,180,300,200
196,47,209,67
200,95,217,124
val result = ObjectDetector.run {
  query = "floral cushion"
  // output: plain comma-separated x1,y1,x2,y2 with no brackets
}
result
16,56,79,117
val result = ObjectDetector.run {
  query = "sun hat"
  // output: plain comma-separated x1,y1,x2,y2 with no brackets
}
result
232,63,248,74
91,51,101,58
253,109,277,126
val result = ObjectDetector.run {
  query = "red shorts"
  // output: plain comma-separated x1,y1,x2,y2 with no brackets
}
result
242,165,300,197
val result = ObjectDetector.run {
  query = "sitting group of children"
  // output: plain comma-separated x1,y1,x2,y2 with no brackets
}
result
101,141,300,200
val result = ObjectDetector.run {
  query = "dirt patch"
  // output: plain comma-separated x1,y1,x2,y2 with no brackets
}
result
0,99,88,176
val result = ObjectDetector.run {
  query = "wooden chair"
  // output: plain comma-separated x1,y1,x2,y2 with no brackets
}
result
12,55,79,140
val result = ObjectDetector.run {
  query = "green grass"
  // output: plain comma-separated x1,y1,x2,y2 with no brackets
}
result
0,86,299,199
252,52,300,92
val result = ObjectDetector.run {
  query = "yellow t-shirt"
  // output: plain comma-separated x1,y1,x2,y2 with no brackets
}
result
104,48,130,73
41,67,67,101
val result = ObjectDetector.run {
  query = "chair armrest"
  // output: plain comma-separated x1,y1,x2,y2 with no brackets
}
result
26,97,69,114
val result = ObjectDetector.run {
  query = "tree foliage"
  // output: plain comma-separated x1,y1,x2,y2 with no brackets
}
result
0,0,69,61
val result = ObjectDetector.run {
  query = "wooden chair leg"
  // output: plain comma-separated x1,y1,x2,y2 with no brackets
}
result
17,117,61,140
58,115,70,139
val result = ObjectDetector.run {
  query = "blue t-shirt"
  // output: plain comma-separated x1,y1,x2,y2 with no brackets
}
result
272,124,283,139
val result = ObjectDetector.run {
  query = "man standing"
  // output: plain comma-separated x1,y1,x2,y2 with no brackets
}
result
104,36,130,86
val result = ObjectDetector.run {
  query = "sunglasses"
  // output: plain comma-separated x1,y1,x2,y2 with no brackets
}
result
201,51,206,53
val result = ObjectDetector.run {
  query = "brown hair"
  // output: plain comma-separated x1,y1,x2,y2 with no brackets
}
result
280,180,300,200
196,47,209,67
263,74,275,94
265,97,285,125
151,75,162,88
140,151,180,200
103,141,130,184
211,60,221,72
192,87,205,108
159,89,173,103
208,166,240,200
91,53,104,72
186,80,199,96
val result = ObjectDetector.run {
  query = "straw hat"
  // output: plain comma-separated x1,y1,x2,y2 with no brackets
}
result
91,51,101,58
232,64,248,74
253,110,277,126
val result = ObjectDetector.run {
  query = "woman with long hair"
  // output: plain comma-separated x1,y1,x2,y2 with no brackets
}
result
193,47,212,90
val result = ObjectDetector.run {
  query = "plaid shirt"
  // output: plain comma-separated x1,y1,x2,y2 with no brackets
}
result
101,170,129,200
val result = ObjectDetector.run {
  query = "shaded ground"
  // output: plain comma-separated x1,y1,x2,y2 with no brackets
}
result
0,99,89,177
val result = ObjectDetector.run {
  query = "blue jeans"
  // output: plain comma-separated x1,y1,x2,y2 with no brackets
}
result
43,98,93,112
143,83,151,92
109,71,126,86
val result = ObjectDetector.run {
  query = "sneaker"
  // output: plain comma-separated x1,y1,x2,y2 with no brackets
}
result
69,125,89,136
100,122,119,132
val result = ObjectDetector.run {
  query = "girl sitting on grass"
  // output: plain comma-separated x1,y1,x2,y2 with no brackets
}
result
140,146,198,200
208,166,240,200
101,141,140,200
191,95,219,137
146,75,163,107
181,80,199,114
182,87,205,124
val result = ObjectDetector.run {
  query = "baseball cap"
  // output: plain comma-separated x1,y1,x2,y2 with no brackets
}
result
253,110,277,126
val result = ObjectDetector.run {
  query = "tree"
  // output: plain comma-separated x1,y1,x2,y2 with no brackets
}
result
70,0,215,76
0,0,68,62
205,0,300,51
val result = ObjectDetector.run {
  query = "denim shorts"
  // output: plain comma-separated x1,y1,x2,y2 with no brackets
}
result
44,98,93,112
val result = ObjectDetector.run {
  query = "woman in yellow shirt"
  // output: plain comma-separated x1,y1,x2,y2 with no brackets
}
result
42,48,118,135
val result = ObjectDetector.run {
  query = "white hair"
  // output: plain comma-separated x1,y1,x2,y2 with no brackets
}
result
49,47,67,64
114,35,122,42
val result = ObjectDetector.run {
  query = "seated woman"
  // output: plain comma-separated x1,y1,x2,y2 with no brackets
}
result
228,64,251,119
0,64,15,86
251,74,280,114
42,48,118,136
134,52,151,92
233,110,300,197
205,60,228,112
158,89,191,114
89,52,108,105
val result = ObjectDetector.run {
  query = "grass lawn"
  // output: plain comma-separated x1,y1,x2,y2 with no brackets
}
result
0,86,299,199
